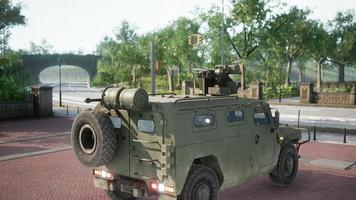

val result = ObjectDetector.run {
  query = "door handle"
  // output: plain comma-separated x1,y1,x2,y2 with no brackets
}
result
255,135,260,144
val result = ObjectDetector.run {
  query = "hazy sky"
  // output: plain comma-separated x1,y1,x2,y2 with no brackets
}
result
8,0,356,54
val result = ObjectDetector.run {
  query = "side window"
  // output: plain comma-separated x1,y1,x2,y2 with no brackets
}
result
227,110,244,122
194,113,215,128
254,112,270,125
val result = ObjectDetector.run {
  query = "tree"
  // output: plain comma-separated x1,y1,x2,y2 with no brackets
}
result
0,0,25,56
95,21,148,86
197,5,234,67
307,21,333,90
28,39,54,54
328,10,356,83
229,0,278,90
268,6,312,87
155,17,201,92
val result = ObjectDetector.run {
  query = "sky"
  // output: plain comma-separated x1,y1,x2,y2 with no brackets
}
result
8,0,356,54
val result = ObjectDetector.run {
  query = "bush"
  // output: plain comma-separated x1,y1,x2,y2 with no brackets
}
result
0,75,26,102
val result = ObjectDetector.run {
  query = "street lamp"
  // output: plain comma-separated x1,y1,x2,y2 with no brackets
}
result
279,64,282,103
58,56,62,107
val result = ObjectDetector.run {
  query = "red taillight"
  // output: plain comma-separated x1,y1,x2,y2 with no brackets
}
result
150,182,158,190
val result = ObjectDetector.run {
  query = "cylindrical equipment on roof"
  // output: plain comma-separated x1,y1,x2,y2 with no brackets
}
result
102,87,148,111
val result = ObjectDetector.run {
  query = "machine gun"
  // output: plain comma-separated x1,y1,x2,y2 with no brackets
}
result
194,63,241,96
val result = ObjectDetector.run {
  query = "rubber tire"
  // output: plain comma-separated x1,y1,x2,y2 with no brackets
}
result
71,111,118,167
179,165,219,200
269,143,299,186
106,191,137,200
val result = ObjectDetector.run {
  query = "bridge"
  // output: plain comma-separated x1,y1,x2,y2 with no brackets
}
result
22,54,99,84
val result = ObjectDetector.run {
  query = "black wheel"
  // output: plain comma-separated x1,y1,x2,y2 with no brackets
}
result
269,143,299,186
71,111,118,167
179,165,219,200
106,191,137,200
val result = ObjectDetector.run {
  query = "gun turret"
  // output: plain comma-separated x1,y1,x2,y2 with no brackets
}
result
194,63,241,96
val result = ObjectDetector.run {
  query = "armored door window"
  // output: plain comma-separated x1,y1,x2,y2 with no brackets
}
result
253,112,269,125
194,113,215,128
227,110,244,123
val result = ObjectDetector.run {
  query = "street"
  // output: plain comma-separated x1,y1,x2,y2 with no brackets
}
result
52,83,356,130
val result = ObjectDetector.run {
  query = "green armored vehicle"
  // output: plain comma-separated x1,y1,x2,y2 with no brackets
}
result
71,64,306,200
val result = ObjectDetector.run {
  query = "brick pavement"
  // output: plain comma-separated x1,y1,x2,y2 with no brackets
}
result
1,117,356,200
0,142,354,200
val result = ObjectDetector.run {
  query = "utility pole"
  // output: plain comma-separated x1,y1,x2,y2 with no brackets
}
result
221,0,225,66
58,57,62,107
279,64,282,103
150,41,156,95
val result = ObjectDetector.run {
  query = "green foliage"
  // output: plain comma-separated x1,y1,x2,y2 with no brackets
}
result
93,21,149,87
92,3,356,92
0,51,26,101
328,10,356,65
263,85,299,99
0,0,25,30
196,5,234,67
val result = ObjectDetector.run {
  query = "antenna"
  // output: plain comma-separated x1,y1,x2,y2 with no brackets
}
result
221,0,225,66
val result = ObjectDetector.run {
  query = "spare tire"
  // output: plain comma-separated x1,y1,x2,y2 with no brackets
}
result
71,111,118,167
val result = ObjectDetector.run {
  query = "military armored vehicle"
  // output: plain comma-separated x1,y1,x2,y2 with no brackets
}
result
71,64,307,200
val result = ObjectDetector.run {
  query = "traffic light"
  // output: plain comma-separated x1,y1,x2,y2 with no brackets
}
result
197,34,203,44
189,34,203,46
188,35,193,46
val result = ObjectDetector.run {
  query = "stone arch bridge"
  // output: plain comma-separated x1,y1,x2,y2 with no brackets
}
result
23,54,98,84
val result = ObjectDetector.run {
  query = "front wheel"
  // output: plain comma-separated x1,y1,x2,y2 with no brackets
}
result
269,143,299,186
179,165,219,200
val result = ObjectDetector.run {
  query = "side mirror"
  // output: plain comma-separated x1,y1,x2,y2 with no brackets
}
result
274,111,280,128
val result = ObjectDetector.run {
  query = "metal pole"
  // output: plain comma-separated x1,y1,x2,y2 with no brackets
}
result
58,57,62,107
343,128,347,143
150,41,156,95
279,64,282,103
221,0,225,66
297,110,300,129
313,125,316,140
2,29,5,59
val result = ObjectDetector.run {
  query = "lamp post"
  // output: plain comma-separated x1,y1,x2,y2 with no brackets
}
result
58,57,62,107
279,64,282,103
221,0,225,66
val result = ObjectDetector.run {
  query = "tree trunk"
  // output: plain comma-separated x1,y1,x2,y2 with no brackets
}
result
298,63,305,83
338,64,345,83
238,61,246,90
284,58,292,87
132,66,136,87
316,60,322,92
176,65,181,89
167,67,174,92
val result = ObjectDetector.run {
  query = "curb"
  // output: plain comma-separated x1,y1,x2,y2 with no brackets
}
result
0,146,72,162
297,125,356,135
269,102,356,109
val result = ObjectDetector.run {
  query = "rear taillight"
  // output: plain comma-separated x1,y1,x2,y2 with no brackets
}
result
149,182,175,194
93,169,114,180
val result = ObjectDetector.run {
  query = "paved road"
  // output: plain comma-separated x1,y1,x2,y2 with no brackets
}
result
271,104,356,130
52,83,356,130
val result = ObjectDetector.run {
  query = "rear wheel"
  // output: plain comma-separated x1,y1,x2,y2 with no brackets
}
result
179,165,219,200
106,191,137,200
269,143,298,186
71,111,118,167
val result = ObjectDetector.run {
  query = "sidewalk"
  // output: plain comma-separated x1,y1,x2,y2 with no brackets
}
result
0,117,73,161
